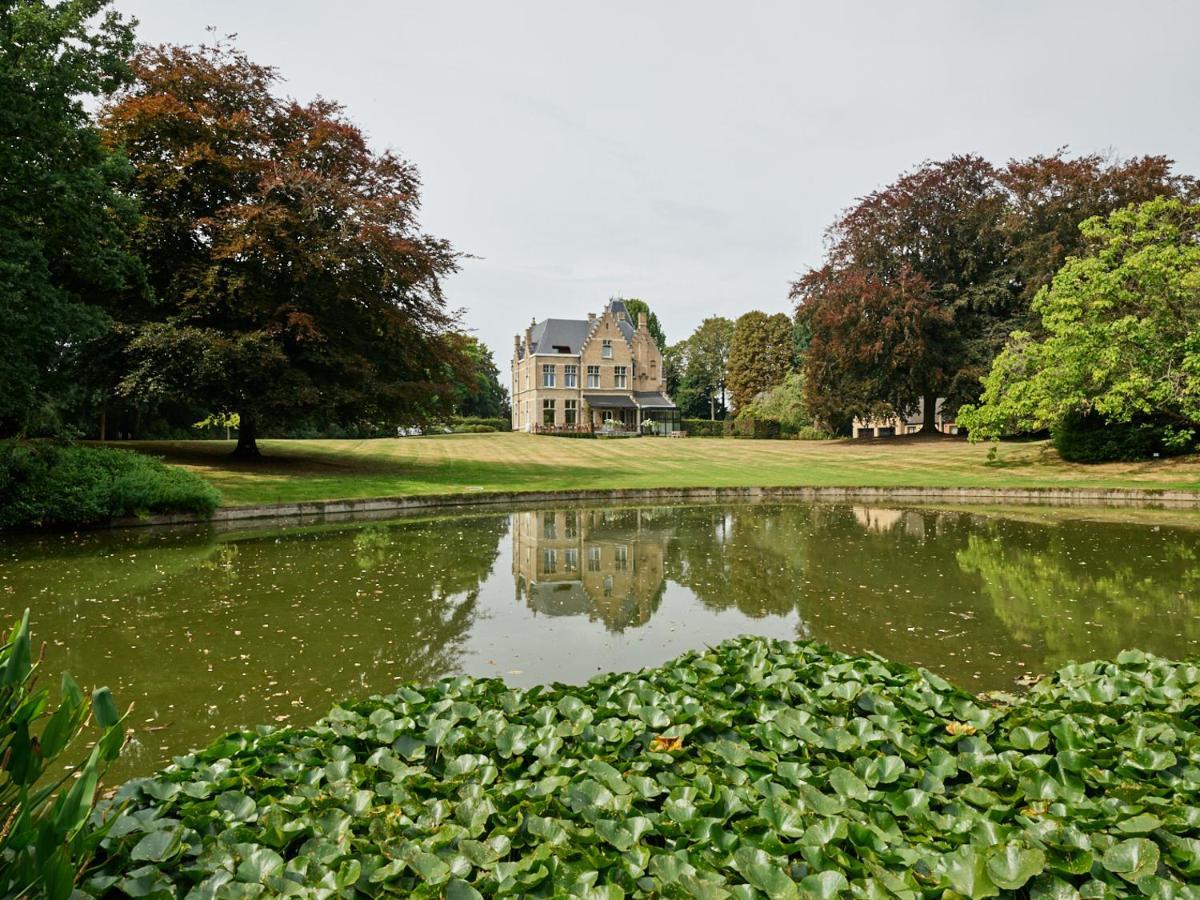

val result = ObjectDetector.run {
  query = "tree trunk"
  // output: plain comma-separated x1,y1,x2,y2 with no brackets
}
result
231,412,261,459
709,393,716,421
920,392,938,435
99,410,106,442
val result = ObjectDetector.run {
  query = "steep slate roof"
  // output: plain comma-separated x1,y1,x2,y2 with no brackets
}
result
529,318,591,355
608,299,636,342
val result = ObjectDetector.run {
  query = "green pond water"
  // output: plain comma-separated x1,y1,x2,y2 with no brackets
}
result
2,501,1199,781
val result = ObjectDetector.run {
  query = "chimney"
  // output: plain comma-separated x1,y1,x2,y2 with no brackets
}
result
587,312,596,325
525,324,533,354
638,312,647,330
514,334,521,356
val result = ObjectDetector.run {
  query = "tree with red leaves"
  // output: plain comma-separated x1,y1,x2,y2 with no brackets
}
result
794,152,1196,434
100,41,465,457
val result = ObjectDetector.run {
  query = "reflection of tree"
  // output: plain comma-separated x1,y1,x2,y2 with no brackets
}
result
664,506,812,618
957,528,1200,668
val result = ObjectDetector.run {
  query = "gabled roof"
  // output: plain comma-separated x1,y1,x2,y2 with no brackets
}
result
529,318,590,355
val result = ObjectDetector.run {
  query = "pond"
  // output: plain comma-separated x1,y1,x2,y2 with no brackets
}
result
3,501,1199,781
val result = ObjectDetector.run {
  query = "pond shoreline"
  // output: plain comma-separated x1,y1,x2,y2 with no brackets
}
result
108,483,1200,531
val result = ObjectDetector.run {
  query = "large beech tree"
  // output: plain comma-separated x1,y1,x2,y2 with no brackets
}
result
100,42,465,456
794,152,1195,433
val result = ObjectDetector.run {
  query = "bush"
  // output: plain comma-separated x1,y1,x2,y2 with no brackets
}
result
88,637,1200,896
0,442,221,528
451,424,497,433
452,417,510,432
1,611,125,899
682,418,732,437
1051,411,1198,463
792,425,835,440
732,416,781,439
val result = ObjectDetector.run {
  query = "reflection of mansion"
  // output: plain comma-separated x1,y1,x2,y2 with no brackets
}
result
511,299,680,434
512,509,668,631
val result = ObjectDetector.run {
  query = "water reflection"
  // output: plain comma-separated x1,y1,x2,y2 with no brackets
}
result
2,502,1199,779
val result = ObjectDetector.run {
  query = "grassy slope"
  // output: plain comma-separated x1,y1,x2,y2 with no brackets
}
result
107,433,1200,508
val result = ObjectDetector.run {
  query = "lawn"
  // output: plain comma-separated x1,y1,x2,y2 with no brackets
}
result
107,433,1200,508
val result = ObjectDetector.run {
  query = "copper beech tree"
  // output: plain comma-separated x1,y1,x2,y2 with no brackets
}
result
100,41,466,456
793,152,1196,435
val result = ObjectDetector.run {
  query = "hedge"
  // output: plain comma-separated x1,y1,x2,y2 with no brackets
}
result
1052,411,1197,463
682,418,732,437
0,441,220,528
86,637,1200,897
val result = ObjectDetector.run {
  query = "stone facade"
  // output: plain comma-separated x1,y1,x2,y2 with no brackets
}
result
511,300,677,432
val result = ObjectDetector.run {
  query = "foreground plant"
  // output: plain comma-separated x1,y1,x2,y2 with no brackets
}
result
90,638,1200,897
0,610,125,898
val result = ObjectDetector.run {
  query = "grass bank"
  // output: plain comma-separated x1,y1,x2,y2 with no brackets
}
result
90,637,1200,896
109,434,1200,509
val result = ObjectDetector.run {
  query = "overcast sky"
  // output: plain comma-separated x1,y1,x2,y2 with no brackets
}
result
113,1,1200,365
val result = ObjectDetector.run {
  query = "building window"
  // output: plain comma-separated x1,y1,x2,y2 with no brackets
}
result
564,399,577,426
564,548,579,573
541,549,557,574
602,339,613,359
543,511,556,539
564,365,577,388
542,364,555,388
587,546,601,572
587,366,600,388
614,366,627,388
603,575,613,597
542,399,555,426
615,545,628,571
565,511,578,538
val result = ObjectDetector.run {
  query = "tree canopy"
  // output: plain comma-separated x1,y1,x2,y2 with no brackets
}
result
794,152,1196,434
451,336,509,419
667,316,734,419
958,198,1200,444
0,0,139,436
99,41,466,456
616,298,667,352
726,311,794,412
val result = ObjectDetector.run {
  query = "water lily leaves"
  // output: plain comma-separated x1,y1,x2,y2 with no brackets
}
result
129,826,183,863
732,846,798,899
84,637,1200,896
1102,837,1160,883
986,843,1046,889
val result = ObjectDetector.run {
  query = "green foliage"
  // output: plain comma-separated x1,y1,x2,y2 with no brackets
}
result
86,636,1200,896
451,417,510,432
682,418,733,437
0,442,220,528
1051,411,1197,463
738,372,812,434
451,424,498,434
616,298,667,353
0,0,140,436
671,317,735,420
731,417,782,439
961,199,1200,446
453,337,510,420
1,610,126,899
726,311,795,412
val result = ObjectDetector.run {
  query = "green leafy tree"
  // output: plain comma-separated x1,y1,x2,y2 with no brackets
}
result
452,336,510,419
726,311,794,412
616,298,667,352
683,316,735,419
0,0,140,436
100,41,465,457
959,198,1200,442
739,371,811,431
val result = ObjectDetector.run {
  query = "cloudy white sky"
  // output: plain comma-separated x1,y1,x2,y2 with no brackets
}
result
113,1,1200,365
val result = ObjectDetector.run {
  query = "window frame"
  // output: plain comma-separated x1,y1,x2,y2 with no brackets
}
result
586,365,600,389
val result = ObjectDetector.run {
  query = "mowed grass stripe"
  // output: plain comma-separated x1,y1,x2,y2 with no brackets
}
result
105,433,1200,508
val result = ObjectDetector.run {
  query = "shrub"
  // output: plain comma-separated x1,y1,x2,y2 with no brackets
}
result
1,611,125,899
739,372,811,433
792,425,835,440
1051,411,1197,463
452,417,510,432
88,637,1200,896
732,416,781,439
451,424,497,434
682,418,732,437
0,441,221,528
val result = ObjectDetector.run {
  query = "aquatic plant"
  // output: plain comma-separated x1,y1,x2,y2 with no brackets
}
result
0,611,125,899
88,637,1200,896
